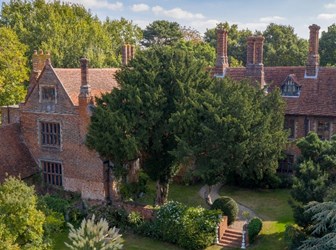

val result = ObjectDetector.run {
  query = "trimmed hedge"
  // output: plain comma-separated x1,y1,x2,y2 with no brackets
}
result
248,217,262,243
211,196,238,225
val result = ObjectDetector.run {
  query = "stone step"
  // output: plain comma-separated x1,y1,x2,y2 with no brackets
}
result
221,234,242,241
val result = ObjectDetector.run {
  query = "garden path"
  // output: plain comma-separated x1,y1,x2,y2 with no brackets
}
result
199,184,258,230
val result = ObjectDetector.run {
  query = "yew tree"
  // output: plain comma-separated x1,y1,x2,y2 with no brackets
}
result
86,46,212,205
171,78,288,191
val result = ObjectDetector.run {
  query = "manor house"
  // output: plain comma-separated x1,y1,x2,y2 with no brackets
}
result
0,24,335,200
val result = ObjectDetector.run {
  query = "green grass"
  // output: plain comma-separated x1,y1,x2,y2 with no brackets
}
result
52,184,293,250
219,186,294,250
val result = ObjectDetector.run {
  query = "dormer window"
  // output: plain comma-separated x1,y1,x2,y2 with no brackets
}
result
40,85,56,103
281,75,301,97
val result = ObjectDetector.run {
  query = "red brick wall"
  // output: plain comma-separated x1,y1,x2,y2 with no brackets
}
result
20,65,107,200
1,106,20,126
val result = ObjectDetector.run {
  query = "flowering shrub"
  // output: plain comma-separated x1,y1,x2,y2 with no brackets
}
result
137,201,221,250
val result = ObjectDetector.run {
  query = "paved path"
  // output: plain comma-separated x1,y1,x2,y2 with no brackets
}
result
199,184,258,230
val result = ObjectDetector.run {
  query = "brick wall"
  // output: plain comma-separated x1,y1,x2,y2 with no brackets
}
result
1,106,20,126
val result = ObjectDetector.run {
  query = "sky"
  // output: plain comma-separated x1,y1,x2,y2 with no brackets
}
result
2,0,336,38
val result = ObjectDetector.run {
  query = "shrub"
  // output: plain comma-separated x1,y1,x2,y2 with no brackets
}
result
247,217,263,243
284,224,307,250
211,196,238,225
138,201,221,250
65,215,123,250
90,205,129,230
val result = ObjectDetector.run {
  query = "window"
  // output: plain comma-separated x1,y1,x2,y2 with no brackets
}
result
281,80,300,96
41,161,62,186
281,75,301,97
40,86,56,102
284,118,295,139
40,122,61,147
317,121,330,140
278,154,294,174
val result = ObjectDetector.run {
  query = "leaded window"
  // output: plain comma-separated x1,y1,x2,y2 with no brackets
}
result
40,122,61,147
41,161,62,186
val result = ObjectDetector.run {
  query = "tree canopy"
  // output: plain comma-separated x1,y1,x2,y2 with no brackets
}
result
0,0,142,68
319,23,336,66
86,45,213,205
141,20,183,47
0,26,28,106
171,78,288,187
263,23,308,66
0,177,46,249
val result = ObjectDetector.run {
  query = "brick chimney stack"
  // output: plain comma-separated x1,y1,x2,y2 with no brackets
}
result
246,36,265,88
122,44,135,65
305,24,320,78
215,28,229,76
78,58,92,139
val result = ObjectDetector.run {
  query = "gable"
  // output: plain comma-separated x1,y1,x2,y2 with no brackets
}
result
23,65,76,114
281,74,301,97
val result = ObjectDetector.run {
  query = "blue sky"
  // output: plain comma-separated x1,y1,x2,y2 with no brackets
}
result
2,0,336,38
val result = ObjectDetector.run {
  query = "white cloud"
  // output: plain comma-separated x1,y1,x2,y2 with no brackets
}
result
259,16,286,22
240,22,269,31
317,13,336,20
324,2,336,9
69,0,123,11
131,3,149,12
151,5,205,20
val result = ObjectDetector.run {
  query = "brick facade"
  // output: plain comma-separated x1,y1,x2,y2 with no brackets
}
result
1,51,119,200
214,24,336,171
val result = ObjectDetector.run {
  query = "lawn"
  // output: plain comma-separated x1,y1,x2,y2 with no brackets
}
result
52,183,293,250
219,186,294,250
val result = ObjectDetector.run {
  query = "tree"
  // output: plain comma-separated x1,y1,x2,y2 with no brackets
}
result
141,20,183,47
86,46,213,205
0,27,28,106
0,0,118,67
320,24,336,66
298,201,336,250
0,176,46,249
171,78,288,190
204,22,252,66
180,26,202,42
65,215,123,250
263,23,308,66
103,17,143,63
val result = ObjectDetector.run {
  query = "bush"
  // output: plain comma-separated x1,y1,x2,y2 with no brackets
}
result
247,217,262,243
90,205,129,231
211,196,238,225
284,224,307,250
120,171,149,200
138,201,221,250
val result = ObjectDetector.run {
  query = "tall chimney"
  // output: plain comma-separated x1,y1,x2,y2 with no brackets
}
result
79,58,91,97
246,36,265,88
78,58,92,139
32,49,51,73
215,28,229,76
305,24,320,78
122,44,128,65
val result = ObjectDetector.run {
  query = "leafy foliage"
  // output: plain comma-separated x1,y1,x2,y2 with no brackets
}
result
247,217,263,243
142,20,183,47
137,201,221,250
263,23,308,66
0,177,46,249
65,215,123,250
319,24,336,66
0,26,28,106
87,45,213,205
298,201,336,250
211,196,238,225
172,78,287,187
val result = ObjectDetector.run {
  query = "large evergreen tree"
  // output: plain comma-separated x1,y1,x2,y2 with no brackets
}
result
86,46,212,205
319,23,336,66
171,78,288,190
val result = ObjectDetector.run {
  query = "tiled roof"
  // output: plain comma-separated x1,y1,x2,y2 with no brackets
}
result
226,66,336,117
54,68,119,105
0,124,37,182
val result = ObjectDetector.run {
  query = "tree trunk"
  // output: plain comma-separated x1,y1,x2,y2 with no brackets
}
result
127,158,140,183
155,180,169,205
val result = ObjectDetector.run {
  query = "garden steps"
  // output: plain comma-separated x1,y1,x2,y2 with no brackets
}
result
218,228,248,248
